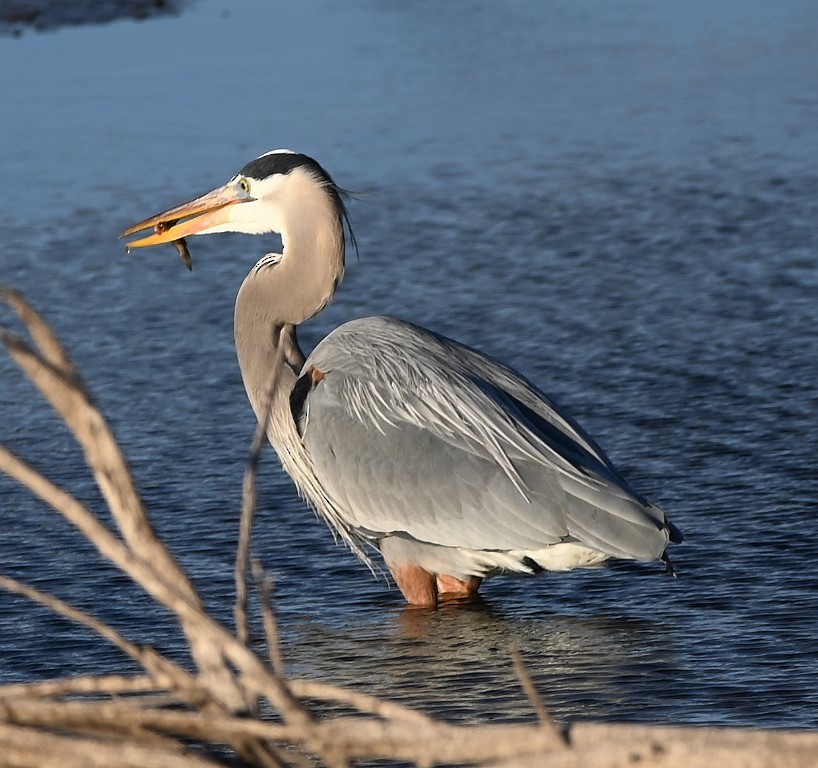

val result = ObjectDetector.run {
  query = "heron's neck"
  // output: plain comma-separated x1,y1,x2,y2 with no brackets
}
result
234,191,344,426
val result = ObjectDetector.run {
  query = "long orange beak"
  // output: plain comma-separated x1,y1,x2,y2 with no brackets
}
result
121,183,251,250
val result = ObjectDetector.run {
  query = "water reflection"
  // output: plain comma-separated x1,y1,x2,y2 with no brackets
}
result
280,595,681,724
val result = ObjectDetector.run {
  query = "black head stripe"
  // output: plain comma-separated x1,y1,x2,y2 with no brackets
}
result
238,151,358,259
239,152,333,185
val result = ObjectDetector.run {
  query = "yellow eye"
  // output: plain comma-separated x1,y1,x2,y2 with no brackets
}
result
238,177,251,193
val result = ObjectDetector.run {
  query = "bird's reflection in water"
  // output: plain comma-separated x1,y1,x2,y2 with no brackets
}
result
282,594,681,724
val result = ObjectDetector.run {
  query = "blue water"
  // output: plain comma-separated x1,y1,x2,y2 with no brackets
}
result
1,0,817,730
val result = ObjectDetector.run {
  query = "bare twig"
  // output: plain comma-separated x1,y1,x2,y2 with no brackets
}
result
0,574,207,703
0,287,79,382
234,409,270,646
0,674,161,700
301,717,566,764
252,559,284,675
511,647,566,744
0,295,308,768
0,446,228,707
234,350,282,646
0,698,564,765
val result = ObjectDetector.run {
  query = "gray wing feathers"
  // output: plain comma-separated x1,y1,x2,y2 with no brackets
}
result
302,317,671,562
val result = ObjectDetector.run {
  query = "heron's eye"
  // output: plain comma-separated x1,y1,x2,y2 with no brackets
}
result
238,178,251,193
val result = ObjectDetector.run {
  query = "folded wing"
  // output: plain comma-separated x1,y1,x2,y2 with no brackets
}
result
296,317,678,564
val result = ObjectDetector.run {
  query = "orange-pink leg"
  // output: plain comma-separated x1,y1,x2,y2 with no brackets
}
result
386,565,483,607
389,563,438,608
436,574,482,602
380,536,482,607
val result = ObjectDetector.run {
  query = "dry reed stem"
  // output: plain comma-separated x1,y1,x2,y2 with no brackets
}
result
4,688,818,768
0,301,308,739
0,570,278,768
0,294,300,764
0,444,237,710
0,693,564,763
0,458,315,712
0,314,191,599
0,293,341,767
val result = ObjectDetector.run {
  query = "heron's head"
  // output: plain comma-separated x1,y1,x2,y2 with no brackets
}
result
122,150,352,252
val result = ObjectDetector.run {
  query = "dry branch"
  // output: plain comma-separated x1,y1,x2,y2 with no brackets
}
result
0,574,193,691
0,721,222,768
0,316,245,710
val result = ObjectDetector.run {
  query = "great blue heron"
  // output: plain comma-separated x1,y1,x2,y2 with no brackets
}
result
123,150,682,608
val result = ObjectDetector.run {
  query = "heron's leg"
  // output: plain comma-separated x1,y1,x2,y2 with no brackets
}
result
436,574,482,601
380,537,438,607
389,563,438,608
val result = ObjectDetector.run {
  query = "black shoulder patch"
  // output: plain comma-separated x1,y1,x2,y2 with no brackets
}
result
289,372,313,437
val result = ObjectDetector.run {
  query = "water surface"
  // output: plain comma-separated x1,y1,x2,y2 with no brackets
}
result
1,0,817,731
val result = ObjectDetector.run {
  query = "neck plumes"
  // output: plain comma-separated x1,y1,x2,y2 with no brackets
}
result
234,179,345,432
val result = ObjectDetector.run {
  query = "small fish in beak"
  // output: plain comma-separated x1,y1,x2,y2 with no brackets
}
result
155,219,193,271
122,180,251,269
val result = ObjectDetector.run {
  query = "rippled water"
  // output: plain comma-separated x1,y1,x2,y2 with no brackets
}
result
1,0,817,732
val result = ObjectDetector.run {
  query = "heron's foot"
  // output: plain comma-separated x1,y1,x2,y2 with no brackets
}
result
436,574,482,603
